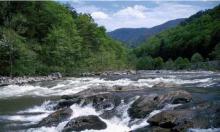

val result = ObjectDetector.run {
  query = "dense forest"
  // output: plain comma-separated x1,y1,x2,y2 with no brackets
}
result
0,1,131,76
0,1,219,77
108,18,185,48
134,5,220,70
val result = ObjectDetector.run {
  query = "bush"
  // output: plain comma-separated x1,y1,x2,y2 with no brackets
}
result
211,44,220,60
164,59,175,69
136,56,154,70
154,57,164,69
191,52,204,63
175,57,190,69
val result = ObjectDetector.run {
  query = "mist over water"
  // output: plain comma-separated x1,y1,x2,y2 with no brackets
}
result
0,71,220,132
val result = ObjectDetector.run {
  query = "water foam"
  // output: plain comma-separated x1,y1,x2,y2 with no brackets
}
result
0,75,214,99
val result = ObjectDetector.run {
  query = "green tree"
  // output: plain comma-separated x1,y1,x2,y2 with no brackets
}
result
191,52,204,63
164,59,175,70
211,44,220,60
137,56,154,70
154,57,164,69
175,57,190,69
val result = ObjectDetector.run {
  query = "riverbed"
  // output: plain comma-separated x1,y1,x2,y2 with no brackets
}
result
0,70,220,132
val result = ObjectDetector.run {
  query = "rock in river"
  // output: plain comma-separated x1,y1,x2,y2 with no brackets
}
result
128,90,192,119
62,115,107,132
38,108,72,127
128,95,158,118
147,110,194,128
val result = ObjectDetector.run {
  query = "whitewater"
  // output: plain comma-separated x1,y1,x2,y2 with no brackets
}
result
0,70,220,132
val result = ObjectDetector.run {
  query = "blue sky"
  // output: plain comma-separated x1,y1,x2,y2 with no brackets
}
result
67,0,220,31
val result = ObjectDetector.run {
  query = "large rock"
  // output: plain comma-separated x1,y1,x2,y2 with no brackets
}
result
147,110,194,129
128,95,159,118
38,108,72,127
158,90,192,105
128,90,192,119
147,110,194,132
82,93,121,111
130,126,171,132
54,98,81,110
62,115,107,132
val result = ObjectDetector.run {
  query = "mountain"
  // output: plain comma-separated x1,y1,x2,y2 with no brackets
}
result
108,18,185,47
134,5,220,70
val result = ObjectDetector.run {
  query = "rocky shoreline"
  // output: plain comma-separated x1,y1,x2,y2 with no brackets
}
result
0,72,62,86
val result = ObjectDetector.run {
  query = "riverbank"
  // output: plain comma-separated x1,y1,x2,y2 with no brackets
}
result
0,72,62,86
1,70,219,86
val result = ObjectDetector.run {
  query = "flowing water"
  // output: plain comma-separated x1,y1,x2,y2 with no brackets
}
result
0,70,220,132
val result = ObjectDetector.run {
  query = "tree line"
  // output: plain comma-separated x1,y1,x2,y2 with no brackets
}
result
133,5,220,70
0,1,132,76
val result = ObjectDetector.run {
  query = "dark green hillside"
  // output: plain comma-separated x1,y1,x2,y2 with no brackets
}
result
0,1,130,76
108,18,185,47
134,5,220,70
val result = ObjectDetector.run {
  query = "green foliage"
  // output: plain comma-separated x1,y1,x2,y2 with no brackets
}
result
154,57,164,69
134,5,220,70
174,57,190,69
137,56,154,70
134,5,220,59
191,53,204,63
0,1,130,76
164,59,175,70
211,43,220,60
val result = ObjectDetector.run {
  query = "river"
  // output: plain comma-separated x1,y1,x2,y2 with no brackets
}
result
0,70,220,132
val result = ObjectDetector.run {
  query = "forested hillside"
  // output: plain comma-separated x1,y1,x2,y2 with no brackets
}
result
108,18,185,47
134,5,220,70
0,1,130,76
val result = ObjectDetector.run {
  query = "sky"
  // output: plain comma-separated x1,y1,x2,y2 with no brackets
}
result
67,0,220,31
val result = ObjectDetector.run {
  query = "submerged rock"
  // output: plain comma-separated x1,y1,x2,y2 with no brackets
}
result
153,82,179,88
62,115,107,132
38,108,72,127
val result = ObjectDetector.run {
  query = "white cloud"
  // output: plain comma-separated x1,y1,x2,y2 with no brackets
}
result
114,5,146,19
73,2,209,31
100,3,200,31
91,11,109,20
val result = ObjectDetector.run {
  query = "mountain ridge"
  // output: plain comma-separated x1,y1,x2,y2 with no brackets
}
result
108,18,186,47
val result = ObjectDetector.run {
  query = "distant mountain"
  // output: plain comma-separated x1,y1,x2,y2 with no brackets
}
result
108,18,186,47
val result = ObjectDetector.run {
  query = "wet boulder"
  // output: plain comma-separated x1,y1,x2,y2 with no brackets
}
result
158,90,192,105
82,93,121,111
54,98,81,110
128,95,159,118
128,90,192,119
61,95,80,100
38,108,72,127
130,126,171,132
147,110,194,131
62,115,107,132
